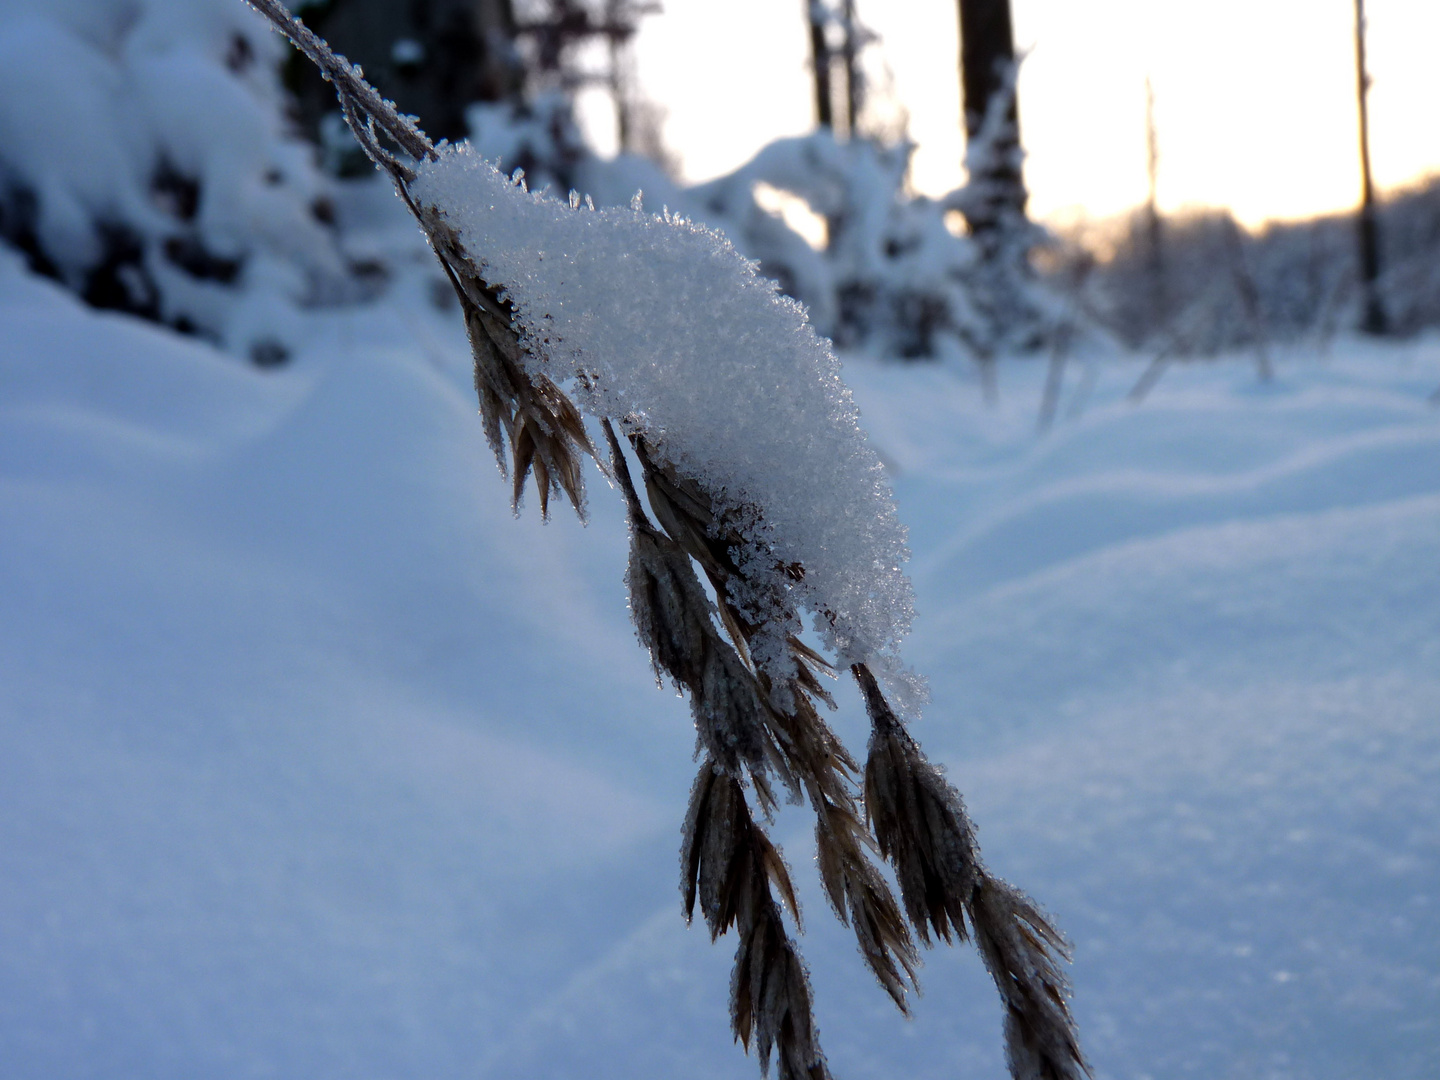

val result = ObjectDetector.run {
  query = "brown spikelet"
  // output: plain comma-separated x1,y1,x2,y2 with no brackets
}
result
625,520,789,805
812,795,919,1011
856,662,1089,1080
430,214,595,520
856,663,976,945
970,876,1088,1080
682,762,830,1080
732,911,831,1080
532,454,551,518
681,764,797,934
511,423,537,510
468,322,510,475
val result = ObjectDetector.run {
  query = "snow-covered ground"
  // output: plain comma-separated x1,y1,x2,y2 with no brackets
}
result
2,230,1437,1080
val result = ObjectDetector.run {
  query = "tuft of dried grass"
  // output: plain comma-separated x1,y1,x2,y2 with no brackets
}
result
244,4,1088,1077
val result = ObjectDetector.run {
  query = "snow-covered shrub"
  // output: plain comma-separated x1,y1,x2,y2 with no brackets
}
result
247,5,1087,1080
0,0,356,359
463,92,1067,365
667,131,1067,362
682,133,975,359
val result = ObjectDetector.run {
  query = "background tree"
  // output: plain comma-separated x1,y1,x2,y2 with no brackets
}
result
513,0,658,152
285,0,525,143
805,0,834,130
805,0,868,138
1352,0,1386,334
285,0,654,157
838,0,863,137
1143,75,1167,333
955,0,1026,240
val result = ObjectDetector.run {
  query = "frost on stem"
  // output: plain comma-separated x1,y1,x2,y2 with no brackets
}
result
245,4,1086,1078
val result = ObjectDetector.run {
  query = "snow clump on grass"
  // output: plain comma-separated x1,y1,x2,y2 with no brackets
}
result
412,145,919,700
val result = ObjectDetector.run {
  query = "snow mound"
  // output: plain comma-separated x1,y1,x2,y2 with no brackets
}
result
0,0,349,354
412,145,916,682
3,247,1439,1077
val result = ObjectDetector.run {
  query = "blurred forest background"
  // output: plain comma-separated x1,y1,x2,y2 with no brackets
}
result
2,0,1439,376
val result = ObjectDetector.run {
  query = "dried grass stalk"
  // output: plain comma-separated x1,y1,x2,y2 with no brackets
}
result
856,663,977,945
245,6,1086,1077
627,516,789,806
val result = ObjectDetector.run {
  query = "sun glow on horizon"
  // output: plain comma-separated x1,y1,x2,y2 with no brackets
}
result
630,0,1440,230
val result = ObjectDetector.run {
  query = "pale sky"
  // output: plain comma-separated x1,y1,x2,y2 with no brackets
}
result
608,0,1440,229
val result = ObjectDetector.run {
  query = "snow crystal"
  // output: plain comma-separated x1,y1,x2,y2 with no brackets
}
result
411,145,918,691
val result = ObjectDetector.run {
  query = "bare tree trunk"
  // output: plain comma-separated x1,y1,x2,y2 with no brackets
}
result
840,0,859,137
1353,0,1387,334
1143,76,1167,334
955,0,1026,237
806,0,833,129
607,0,632,151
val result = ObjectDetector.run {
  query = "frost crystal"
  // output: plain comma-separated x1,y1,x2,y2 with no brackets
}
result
411,145,918,691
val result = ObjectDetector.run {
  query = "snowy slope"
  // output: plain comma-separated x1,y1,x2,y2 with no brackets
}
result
1,243,1437,1080
848,351,1440,1079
